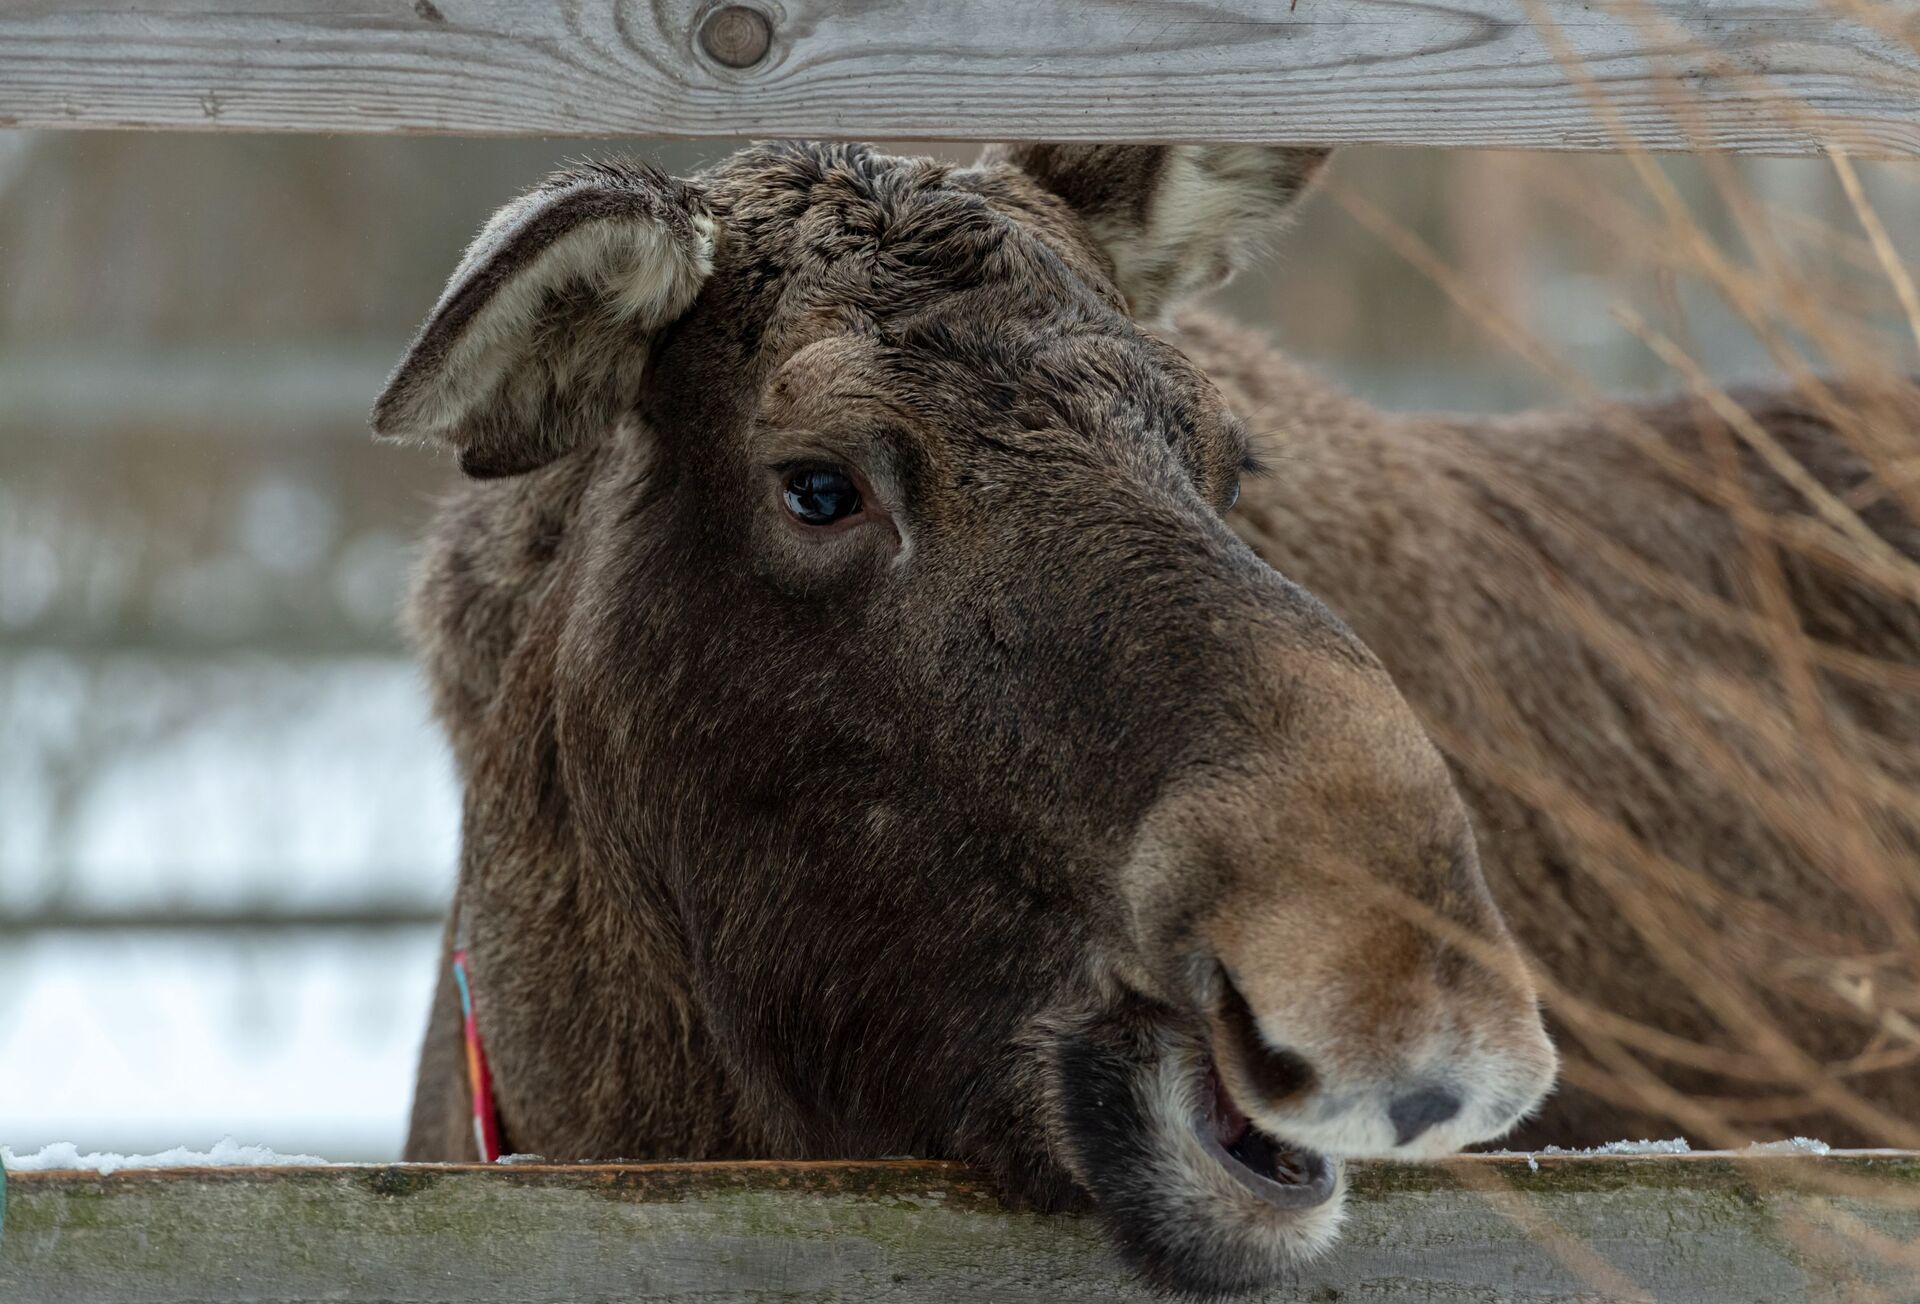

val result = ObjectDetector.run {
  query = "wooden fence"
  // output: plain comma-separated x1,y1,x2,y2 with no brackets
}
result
2,2,1919,154
5,4,1920,1302
3,1154,1919,1302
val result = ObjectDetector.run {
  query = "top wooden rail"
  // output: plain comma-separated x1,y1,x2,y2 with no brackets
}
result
2,2,1919,155
3,1153,1918,1302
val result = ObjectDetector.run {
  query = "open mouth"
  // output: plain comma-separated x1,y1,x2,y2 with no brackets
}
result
1194,1057,1337,1209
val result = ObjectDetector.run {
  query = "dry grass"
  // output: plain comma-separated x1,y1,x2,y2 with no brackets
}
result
1308,2,1920,1292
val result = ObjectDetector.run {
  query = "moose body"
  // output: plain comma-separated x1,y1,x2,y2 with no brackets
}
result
1194,316,1920,1149
382,142,1918,1293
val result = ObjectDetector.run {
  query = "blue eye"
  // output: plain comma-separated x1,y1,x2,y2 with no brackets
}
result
783,466,862,526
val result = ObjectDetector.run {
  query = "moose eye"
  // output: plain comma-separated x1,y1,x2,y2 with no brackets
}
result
782,465,863,527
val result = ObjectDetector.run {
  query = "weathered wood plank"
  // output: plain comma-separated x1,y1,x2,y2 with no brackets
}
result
3,1154,1917,1302
1,2,1918,154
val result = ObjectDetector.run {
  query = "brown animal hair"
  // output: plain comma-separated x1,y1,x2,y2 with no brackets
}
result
375,138,1913,1293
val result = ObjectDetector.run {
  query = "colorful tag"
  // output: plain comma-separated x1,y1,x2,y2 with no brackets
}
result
451,948,503,1163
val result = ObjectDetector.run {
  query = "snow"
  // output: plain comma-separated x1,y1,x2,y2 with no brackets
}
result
2,1137,335,1175
0,655,452,1160
1495,1135,1839,1169
1543,1137,1694,1156
0,654,459,912
1742,1136,1831,1155
1489,1137,1694,1161
1,930,438,1160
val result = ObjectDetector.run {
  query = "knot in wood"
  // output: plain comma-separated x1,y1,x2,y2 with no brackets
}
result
699,5,773,70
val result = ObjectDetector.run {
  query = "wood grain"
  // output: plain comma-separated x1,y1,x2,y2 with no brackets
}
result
1,2,1918,154
2,1154,1917,1301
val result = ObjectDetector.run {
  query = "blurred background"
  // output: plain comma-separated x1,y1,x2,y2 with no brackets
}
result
2,134,1914,1159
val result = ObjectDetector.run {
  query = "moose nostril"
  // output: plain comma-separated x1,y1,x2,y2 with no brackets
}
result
1388,1086,1461,1146
1216,967,1318,1103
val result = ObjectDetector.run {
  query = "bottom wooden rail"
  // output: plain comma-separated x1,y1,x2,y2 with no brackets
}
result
2,1153,1917,1302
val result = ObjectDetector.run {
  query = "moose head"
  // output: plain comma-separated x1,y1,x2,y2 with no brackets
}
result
377,141,1557,1295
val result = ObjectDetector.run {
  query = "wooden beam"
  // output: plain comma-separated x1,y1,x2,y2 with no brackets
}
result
1,2,1918,154
3,1154,1917,1301
0,904,444,935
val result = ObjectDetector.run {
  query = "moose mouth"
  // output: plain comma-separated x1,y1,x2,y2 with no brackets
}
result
1195,1057,1337,1209
1046,1009,1347,1293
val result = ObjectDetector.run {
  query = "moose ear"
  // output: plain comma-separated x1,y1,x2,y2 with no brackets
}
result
372,161,716,478
979,144,1328,321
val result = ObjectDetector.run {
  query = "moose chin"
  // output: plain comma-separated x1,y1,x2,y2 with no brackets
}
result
376,140,1916,1295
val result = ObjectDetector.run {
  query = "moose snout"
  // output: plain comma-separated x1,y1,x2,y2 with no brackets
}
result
1200,939,1553,1160
1121,648,1557,1161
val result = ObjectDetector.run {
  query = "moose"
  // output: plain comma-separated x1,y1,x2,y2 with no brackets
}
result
376,141,1918,1295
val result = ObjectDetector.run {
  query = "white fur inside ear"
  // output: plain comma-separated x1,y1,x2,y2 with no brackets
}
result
389,196,715,446
1092,145,1306,322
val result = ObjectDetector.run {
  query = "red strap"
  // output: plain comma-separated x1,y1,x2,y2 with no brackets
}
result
451,946,503,1162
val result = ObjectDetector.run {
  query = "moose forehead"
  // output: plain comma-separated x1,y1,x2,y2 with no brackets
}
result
689,144,1254,478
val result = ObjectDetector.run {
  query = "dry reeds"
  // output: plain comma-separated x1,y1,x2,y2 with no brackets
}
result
1311,2,1920,1290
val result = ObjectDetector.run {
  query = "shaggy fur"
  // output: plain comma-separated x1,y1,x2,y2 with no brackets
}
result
382,141,1916,1294
1197,319,1920,1147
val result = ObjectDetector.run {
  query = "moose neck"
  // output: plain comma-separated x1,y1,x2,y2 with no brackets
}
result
409,451,759,1163
456,704,761,1162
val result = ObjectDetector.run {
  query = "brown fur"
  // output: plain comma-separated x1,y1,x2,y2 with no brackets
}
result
1196,315,1920,1145
379,141,1916,1292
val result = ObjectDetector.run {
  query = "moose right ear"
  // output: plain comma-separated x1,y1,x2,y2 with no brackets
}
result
372,161,717,478
979,144,1328,323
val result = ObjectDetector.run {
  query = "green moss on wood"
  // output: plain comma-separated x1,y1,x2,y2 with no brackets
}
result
4,1155,1916,1303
